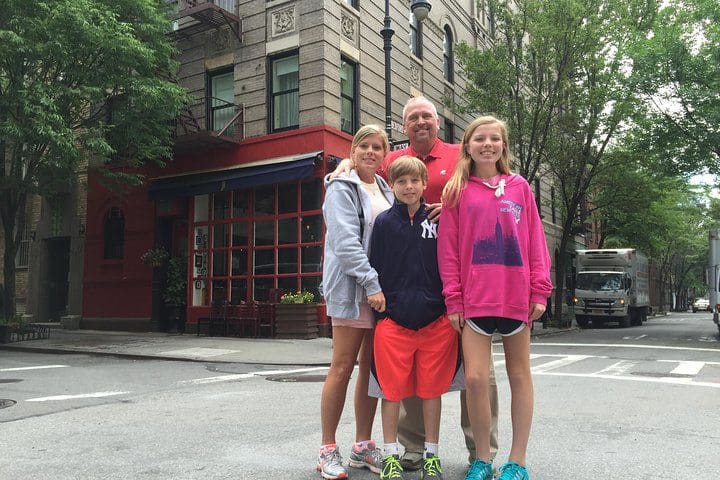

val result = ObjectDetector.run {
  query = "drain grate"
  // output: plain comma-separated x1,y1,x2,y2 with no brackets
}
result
0,379,23,384
266,374,327,383
0,399,17,409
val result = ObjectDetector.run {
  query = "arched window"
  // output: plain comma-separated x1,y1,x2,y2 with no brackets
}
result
443,25,454,83
104,207,125,259
410,13,423,59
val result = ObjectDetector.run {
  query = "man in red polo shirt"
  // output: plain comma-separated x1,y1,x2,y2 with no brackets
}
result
332,96,499,471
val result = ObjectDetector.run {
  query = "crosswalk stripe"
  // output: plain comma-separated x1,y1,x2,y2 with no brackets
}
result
26,391,130,402
594,360,636,376
667,361,706,375
0,365,69,372
531,355,592,373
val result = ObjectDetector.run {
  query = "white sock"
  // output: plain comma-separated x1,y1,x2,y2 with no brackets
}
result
354,439,372,450
384,443,399,456
424,442,439,457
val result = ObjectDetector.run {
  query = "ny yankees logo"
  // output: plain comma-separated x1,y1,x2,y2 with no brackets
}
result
421,219,437,239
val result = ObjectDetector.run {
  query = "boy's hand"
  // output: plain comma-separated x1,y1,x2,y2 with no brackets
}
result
528,303,546,322
448,312,464,333
367,292,386,312
329,158,354,179
426,203,442,223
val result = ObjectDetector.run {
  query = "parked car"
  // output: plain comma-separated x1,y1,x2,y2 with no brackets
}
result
692,297,711,313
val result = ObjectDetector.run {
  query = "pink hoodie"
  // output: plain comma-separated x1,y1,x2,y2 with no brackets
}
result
438,174,553,324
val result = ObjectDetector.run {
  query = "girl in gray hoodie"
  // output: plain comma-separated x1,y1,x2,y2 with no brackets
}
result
317,125,394,479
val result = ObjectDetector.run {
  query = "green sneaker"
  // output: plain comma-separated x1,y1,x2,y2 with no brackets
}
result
381,454,404,479
497,461,529,480
421,454,443,479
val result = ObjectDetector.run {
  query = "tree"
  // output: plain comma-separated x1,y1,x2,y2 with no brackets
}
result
630,0,720,173
0,0,186,319
456,0,657,324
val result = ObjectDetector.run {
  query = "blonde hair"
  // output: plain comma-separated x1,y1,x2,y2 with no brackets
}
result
442,116,513,208
387,155,428,184
351,124,389,155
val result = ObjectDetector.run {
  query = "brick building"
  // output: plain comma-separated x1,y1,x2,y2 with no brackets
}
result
5,0,566,330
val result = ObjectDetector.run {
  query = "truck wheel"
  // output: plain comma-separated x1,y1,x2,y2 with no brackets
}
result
575,316,589,328
641,309,648,322
620,314,631,328
630,310,641,326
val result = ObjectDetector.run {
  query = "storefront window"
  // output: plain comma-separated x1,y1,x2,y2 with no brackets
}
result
192,178,323,306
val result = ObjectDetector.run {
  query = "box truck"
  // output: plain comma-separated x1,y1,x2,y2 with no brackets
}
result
708,230,720,334
574,249,650,328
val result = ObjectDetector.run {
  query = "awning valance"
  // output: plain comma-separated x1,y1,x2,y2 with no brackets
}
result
148,151,322,201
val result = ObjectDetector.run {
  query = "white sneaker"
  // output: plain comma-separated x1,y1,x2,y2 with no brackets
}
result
317,445,348,479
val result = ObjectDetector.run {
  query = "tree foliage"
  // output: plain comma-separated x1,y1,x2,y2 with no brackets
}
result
457,0,657,323
0,0,186,318
629,0,720,173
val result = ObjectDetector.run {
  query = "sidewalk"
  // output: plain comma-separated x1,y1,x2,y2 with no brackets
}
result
0,324,577,365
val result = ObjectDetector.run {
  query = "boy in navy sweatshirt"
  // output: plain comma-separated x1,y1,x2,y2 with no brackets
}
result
369,156,463,480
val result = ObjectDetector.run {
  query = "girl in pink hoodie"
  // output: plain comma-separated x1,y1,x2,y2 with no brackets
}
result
438,116,552,480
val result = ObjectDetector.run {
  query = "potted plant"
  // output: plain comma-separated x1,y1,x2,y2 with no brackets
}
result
163,256,187,333
140,246,169,267
275,290,320,339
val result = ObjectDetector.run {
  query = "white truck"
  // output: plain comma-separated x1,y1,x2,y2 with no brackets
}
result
573,249,650,328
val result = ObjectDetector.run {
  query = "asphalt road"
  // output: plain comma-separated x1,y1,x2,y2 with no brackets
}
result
1,312,718,479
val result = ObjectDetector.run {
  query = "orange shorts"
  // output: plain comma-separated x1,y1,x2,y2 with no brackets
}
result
373,315,459,401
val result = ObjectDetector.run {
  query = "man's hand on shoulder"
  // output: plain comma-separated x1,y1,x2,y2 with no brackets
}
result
329,158,354,179
426,202,442,223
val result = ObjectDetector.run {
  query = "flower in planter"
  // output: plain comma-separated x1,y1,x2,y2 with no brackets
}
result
280,290,316,304
140,246,170,266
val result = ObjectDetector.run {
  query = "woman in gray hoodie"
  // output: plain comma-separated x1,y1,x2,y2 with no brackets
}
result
317,125,395,479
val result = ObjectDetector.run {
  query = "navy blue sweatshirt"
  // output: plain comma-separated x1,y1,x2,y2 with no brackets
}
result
369,200,446,330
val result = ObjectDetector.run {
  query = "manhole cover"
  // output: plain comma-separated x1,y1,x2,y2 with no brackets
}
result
0,379,23,384
266,374,327,383
0,399,17,409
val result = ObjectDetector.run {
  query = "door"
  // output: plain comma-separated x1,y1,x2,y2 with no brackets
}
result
46,237,71,321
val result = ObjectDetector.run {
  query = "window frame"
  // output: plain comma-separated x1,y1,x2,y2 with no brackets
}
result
340,56,358,135
103,207,125,260
206,67,235,133
443,25,454,83
410,13,423,59
267,50,300,133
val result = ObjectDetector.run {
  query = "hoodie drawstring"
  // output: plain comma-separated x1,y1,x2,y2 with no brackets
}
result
483,178,506,197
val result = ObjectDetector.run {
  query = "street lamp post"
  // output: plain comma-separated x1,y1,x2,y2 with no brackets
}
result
381,0,431,140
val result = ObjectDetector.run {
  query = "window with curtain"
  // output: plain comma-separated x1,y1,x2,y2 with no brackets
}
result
104,207,125,259
409,13,423,59
343,0,358,8
443,25,454,83
340,57,357,134
269,52,299,132
209,69,235,134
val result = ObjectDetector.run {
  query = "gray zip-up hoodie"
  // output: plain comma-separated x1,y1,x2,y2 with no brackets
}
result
321,170,394,320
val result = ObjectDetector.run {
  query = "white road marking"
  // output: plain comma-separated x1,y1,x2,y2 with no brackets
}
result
0,365,69,372
531,355,592,373
531,342,720,353
594,360,636,376
535,371,720,389
178,366,329,386
660,361,706,375
26,391,130,402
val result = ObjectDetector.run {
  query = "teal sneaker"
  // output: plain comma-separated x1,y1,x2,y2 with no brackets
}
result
497,461,530,480
421,453,443,479
464,459,493,480
380,454,404,479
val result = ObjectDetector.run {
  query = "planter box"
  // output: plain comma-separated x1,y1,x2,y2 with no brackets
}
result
0,323,50,344
274,304,319,339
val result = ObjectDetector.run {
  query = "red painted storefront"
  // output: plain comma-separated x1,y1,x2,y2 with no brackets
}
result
83,126,352,331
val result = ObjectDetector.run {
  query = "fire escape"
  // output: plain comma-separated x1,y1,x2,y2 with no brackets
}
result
171,1,244,152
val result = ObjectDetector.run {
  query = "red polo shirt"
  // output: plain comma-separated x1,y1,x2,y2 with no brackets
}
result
380,139,460,204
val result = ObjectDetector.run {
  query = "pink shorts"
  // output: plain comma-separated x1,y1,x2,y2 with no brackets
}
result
331,302,375,329
373,315,458,401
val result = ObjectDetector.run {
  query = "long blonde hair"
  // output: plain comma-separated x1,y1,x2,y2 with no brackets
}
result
442,116,513,208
